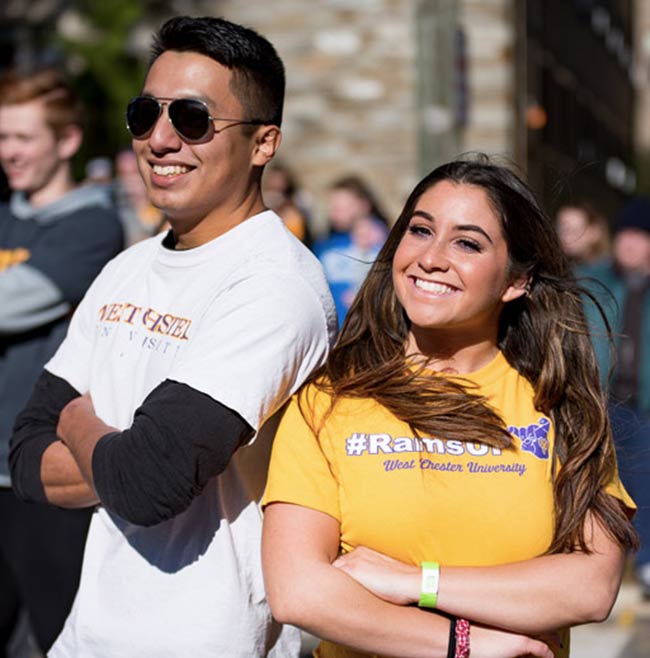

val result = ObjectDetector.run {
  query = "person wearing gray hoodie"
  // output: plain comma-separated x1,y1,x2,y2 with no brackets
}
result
0,67,123,656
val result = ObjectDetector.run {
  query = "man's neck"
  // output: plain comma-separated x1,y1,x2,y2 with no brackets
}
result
170,196,267,250
26,166,75,209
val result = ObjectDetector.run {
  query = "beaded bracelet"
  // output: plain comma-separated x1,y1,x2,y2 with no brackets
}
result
454,618,470,658
446,617,457,658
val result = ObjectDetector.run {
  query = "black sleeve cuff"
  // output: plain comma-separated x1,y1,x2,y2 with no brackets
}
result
9,370,81,503
91,380,254,526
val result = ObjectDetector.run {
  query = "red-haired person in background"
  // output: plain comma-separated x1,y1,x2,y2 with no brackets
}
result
0,67,123,655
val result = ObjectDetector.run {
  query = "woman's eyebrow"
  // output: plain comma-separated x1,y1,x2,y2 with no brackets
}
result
410,210,494,244
454,224,494,244
411,210,434,221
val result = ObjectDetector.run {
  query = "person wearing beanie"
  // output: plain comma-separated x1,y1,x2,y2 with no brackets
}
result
579,195,650,598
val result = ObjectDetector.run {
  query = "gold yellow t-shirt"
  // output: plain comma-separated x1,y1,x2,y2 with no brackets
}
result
263,351,633,658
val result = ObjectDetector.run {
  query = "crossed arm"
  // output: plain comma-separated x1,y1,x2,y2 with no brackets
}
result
39,440,99,508
10,370,252,525
331,510,626,635
40,392,109,508
262,503,558,658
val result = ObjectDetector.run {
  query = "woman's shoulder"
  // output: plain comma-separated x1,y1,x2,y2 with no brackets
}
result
285,379,333,425
292,378,381,427
295,378,333,405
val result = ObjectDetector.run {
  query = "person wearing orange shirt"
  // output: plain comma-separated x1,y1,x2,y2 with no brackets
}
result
262,158,637,658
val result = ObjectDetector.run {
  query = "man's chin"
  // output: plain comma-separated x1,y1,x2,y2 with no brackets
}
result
163,213,202,233
6,178,31,192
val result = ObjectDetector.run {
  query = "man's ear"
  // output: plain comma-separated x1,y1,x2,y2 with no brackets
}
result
501,275,530,303
251,125,282,167
57,124,83,161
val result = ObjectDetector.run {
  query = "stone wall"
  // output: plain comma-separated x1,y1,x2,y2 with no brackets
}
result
211,0,517,230
634,0,650,151
459,0,518,159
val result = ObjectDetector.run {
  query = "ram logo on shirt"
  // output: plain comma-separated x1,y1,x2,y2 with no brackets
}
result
507,417,550,460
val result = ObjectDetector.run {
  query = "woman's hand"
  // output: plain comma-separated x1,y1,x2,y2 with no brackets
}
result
265,505,556,658
333,545,421,606
334,514,625,636
471,625,554,658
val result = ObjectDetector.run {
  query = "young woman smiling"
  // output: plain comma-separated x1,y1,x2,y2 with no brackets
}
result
262,158,637,658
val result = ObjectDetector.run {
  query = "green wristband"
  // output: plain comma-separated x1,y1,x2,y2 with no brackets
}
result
418,561,440,608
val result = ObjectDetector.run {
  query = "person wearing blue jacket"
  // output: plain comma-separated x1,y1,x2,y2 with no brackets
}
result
579,196,650,598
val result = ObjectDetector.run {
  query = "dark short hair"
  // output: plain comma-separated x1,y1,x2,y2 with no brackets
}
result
615,196,650,235
329,175,389,226
0,68,84,137
150,16,285,126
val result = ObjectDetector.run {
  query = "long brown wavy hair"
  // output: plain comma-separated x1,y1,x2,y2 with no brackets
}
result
309,156,637,554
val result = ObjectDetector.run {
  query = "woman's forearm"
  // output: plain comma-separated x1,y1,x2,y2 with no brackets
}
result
272,559,454,658
439,513,625,633
334,513,625,635
264,504,451,657
263,503,553,658
439,550,623,633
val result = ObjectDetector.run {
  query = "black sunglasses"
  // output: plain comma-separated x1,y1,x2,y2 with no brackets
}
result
126,96,265,143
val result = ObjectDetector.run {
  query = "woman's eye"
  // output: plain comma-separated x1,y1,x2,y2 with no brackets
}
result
456,238,482,252
407,224,432,237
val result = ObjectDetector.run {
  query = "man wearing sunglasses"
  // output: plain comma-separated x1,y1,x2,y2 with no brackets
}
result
10,15,336,658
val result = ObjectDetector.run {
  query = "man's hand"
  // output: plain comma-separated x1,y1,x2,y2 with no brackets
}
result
58,393,110,448
57,393,117,489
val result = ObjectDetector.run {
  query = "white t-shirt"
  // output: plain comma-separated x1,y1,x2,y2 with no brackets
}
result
46,210,337,658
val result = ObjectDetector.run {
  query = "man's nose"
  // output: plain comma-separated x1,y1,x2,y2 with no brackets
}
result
147,105,182,152
0,140,19,160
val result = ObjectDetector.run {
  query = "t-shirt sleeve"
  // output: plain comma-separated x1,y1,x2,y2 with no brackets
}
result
45,257,117,393
27,206,123,304
168,271,331,433
262,390,341,522
604,467,636,515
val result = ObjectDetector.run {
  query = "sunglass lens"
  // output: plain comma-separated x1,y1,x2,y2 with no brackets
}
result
127,97,160,138
169,99,211,141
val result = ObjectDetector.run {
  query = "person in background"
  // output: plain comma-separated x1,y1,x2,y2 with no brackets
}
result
313,175,389,327
262,161,312,246
113,148,165,246
9,16,335,658
555,200,610,266
83,156,114,187
579,196,650,599
262,158,636,658
0,67,123,656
